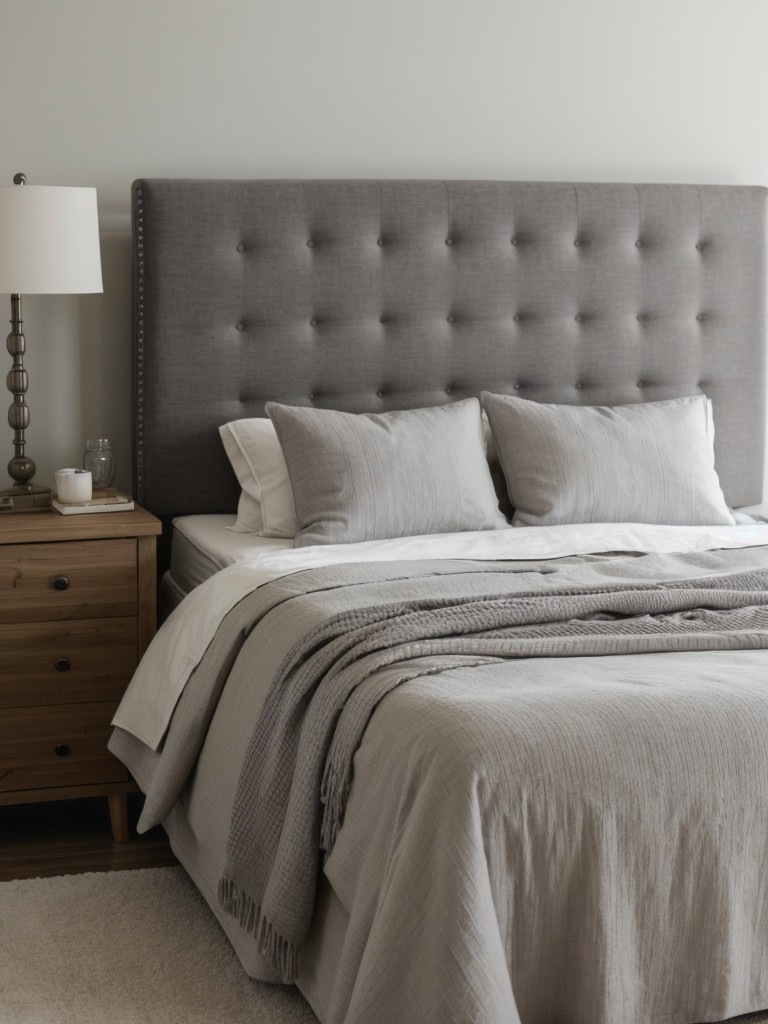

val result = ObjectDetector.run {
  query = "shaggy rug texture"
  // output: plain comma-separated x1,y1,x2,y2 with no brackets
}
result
0,866,317,1023
0,864,766,1024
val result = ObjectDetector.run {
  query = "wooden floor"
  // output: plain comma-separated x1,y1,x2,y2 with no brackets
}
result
0,793,177,881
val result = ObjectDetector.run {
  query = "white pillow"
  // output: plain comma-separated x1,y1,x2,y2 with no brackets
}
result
219,418,300,537
233,490,264,533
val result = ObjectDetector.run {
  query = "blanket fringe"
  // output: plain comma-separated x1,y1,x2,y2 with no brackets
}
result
218,875,299,983
320,756,351,853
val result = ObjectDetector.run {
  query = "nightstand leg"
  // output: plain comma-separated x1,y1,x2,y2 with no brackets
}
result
108,793,130,843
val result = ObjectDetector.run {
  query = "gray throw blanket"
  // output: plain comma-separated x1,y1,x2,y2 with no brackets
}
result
218,554,768,982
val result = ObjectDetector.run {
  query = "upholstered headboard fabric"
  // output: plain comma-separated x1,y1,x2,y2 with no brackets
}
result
133,180,767,517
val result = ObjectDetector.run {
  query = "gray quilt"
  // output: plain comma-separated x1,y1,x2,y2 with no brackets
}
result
115,546,768,1023
208,549,768,986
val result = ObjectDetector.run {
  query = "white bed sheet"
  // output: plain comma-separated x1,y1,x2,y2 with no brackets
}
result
115,520,768,750
169,511,766,594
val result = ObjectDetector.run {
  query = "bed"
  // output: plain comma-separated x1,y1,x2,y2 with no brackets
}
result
110,179,768,1024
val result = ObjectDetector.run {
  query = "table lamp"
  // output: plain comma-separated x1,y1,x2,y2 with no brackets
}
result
0,173,103,512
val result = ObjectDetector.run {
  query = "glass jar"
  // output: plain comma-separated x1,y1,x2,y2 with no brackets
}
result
83,438,116,490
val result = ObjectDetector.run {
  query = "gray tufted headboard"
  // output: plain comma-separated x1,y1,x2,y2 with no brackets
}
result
133,179,767,522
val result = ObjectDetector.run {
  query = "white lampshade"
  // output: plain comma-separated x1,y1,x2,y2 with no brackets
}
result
0,184,103,294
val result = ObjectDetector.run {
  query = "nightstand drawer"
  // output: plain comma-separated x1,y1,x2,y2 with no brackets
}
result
0,702,128,793
0,617,137,708
0,538,137,622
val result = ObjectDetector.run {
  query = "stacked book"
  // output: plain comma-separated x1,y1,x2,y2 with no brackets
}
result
52,489,135,516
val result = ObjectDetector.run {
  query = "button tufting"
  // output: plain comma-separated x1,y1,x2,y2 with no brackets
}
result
513,383,520,390
573,239,581,247
513,314,521,322
636,314,645,321
696,313,705,321
376,389,384,398
377,238,384,247
511,236,519,246
379,315,387,324
236,243,246,253
635,240,643,248
445,237,454,246
575,314,583,323
310,318,318,327
696,242,704,251
445,386,454,394
447,314,457,324
637,381,645,389
575,382,584,390
308,392,316,401
307,239,315,248
235,322,245,331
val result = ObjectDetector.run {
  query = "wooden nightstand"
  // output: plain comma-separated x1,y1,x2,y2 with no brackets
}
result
0,505,161,843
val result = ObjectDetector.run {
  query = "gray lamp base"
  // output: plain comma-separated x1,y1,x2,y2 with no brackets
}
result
0,481,52,513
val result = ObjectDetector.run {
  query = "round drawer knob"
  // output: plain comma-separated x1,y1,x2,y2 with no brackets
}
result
54,743,70,757
54,657,71,673
51,575,70,591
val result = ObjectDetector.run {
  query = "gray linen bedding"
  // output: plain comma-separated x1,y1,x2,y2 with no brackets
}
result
111,546,768,1024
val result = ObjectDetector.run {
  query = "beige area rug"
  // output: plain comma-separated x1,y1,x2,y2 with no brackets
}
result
0,865,767,1024
0,866,317,1024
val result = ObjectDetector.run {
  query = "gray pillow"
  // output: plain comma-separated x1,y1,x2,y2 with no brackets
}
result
266,399,507,546
481,392,735,527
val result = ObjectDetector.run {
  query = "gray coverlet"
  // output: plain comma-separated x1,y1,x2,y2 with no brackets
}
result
211,549,768,985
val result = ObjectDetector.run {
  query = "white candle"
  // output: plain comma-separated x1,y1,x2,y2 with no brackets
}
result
55,468,92,504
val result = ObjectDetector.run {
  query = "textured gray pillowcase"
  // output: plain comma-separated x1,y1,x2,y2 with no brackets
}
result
482,392,735,527
266,399,507,546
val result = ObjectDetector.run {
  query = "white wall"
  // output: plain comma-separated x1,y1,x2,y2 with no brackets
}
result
1,0,767,498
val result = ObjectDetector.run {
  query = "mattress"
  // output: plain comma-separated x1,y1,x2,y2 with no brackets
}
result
166,514,289,596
